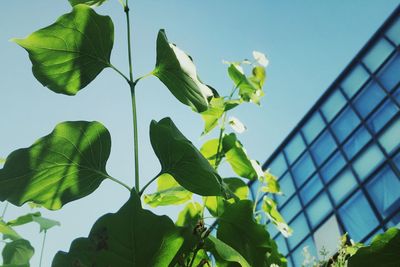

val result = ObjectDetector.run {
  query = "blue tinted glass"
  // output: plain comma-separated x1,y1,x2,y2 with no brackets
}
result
331,107,360,142
353,144,385,181
343,126,372,160
306,192,332,228
378,53,400,91
387,17,400,45
340,190,379,241
276,172,296,207
395,87,400,104
367,165,400,219
394,152,400,172
302,112,325,144
292,152,315,187
250,179,260,200
353,81,385,118
287,214,309,249
379,117,400,154
367,99,399,133
342,65,370,98
280,195,302,222
299,174,323,205
292,237,317,267
310,130,337,166
363,38,395,73
320,151,346,183
321,90,346,122
267,221,279,238
285,134,306,164
268,153,287,178
275,234,289,256
329,169,358,205
256,200,267,224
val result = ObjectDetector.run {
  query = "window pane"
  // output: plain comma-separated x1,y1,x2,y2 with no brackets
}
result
379,117,400,154
353,144,385,181
331,107,360,142
342,65,369,98
292,152,316,187
321,90,346,122
363,38,395,73
386,17,400,45
306,192,332,228
353,81,385,118
367,165,400,219
276,172,296,207
394,152,400,172
292,237,317,267
280,195,302,222
275,234,289,256
288,214,309,249
378,53,400,91
367,99,399,133
395,87,400,104
329,168,358,205
285,134,306,164
314,216,342,259
340,190,379,241
268,153,287,178
310,130,336,166
299,174,323,205
267,221,279,239
320,151,346,183
343,126,372,160
302,112,325,144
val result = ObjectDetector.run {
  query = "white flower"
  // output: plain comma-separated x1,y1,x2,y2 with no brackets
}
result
252,50,269,67
250,159,264,179
228,116,246,133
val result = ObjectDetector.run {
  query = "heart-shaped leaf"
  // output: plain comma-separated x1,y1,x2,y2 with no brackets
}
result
150,117,225,196
7,212,60,233
205,235,251,267
52,191,184,267
2,239,34,267
68,0,107,7
0,121,111,210
154,30,215,113
13,4,114,95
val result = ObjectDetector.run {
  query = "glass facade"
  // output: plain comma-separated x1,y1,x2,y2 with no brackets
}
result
251,8,400,267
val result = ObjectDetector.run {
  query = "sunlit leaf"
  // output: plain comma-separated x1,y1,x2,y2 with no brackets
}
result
260,172,281,194
200,97,225,135
176,202,203,229
0,158,5,164
0,220,22,241
200,138,221,166
52,191,184,267
7,212,60,233
262,197,292,237
205,235,251,267
0,121,111,210
2,239,34,267
348,227,400,267
13,4,113,95
150,117,225,196
144,173,192,208
68,0,107,7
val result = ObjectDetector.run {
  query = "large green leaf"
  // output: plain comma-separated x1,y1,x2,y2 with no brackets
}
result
0,220,21,241
348,227,400,267
7,212,60,233
205,235,251,267
150,117,225,196
176,202,203,229
144,173,192,208
200,97,225,135
2,239,34,267
13,4,113,95
52,191,184,267
68,0,107,7
0,121,111,210
262,197,292,237
200,138,221,166
154,30,215,113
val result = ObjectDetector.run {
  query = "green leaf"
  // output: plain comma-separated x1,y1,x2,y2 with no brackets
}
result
200,138,221,166
2,239,34,267
7,212,60,232
223,133,258,180
68,0,107,7
348,227,400,267
205,235,251,267
13,4,113,95
176,202,203,229
200,97,225,135
0,220,22,241
144,173,192,208
261,172,281,194
262,197,292,237
52,191,184,267
0,121,111,210
150,117,225,196
0,158,5,164
154,30,215,113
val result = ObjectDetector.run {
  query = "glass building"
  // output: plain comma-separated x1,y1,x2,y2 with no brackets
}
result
251,6,400,266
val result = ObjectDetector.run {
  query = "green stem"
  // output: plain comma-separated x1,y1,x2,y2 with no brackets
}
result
252,187,262,214
107,175,132,191
1,202,8,218
138,174,160,196
39,230,47,267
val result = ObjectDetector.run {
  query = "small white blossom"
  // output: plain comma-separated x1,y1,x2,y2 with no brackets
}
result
228,116,246,133
252,50,269,67
250,160,264,179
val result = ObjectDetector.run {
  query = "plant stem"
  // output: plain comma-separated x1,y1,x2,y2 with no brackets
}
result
39,230,47,267
188,247,201,267
138,174,160,196
1,202,8,218
107,175,132,191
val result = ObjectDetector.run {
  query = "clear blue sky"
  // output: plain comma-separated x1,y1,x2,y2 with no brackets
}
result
0,1,399,265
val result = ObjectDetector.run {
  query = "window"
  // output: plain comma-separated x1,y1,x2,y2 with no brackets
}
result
280,195,302,223
292,152,316,187
276,172,296,207
250,179,260,201
395,86,400,104
310,130,336,166
341,65,369,98
386,16,400,45
394,152,400,172
353,144,385,181
299,174,323,205
306,192,332,228
340,190,379,241
268,153,287,178
367,165,400,220
331,107,360,143
292,237,317,267
377,53,400,91
343,126,372,160
321,90,346,122
302,112,325,144
285,134,306,164
267,221,279,239
287,214,309,250
329,168,358,205
378,117,400,154
314,216,342,259
363,38,395,73
353,81,385,118
320,151,346,183
275,234,289,256
367,99,399,133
